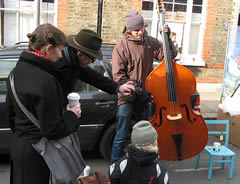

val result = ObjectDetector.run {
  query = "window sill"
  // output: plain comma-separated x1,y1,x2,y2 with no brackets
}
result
177,56,206,67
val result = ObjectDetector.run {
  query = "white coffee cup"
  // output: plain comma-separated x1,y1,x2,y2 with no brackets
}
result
213,142,221,152
67,92,80,108
84,165,91,176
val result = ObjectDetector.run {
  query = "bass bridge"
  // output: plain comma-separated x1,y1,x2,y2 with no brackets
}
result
167,114,182,120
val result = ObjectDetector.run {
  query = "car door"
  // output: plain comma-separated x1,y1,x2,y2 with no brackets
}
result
0,49,117,154
0,56,18,154
73,59,117,150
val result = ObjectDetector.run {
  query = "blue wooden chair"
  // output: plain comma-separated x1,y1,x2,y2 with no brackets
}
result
195,120,235,180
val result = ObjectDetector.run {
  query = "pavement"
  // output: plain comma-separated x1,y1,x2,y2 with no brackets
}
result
198,83,222,120
85,83,240,184
1,83,237,184
161,83,240,184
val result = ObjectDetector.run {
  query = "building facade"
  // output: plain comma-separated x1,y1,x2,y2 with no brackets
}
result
1,0,240,83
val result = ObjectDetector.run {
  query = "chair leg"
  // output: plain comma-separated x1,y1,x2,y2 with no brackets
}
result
228,156,235,180
208,155,213,180
195,154,200,169
221,156,226,169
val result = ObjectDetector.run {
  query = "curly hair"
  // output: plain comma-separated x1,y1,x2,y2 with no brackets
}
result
134,143,159,153
27,23,67,50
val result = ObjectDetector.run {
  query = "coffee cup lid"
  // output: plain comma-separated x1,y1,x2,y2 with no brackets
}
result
67,92,80,100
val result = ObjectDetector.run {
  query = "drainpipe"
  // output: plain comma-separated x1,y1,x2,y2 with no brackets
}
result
0,0,4,45
36,0,41,26
97,0,103,36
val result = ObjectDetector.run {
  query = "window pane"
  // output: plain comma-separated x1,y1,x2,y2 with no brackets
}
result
142,1,153,11
175,0,187,3
3,0,20,8
164,0,173,2
43,0,54,2
0,81,7,94
74,60,109,93
0,58,18,75
0,58,18,94
1,0,56,45
42,0,55,23
174,5,187,12
22,0,54,2
189,24,200,54
1,0,35,45
192,6,202,13
164,3,173,11
193,0,203,5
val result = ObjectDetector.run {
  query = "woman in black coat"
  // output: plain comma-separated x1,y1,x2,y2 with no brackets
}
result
6,24,82,184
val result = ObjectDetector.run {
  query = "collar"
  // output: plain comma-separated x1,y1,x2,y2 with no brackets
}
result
19,50,57,76
127,145,158,166
25,49,52,61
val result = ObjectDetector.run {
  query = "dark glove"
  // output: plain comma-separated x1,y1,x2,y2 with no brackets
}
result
138,90,152,104
160,27,171,39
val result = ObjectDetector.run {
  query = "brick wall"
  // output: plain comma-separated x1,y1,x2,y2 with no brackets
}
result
204,0,233,65
58,0,142,42
57,0,239,83
58,0,68,34
101,0,142,43
57,0,98,36
196,0,236,83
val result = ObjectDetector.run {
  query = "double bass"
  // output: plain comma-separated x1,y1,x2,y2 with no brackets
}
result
145,0,208,161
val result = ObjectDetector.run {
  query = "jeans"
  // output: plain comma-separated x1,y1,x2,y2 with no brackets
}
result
111,101,150,163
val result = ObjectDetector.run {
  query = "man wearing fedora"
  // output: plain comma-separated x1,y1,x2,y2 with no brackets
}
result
56,29,135,105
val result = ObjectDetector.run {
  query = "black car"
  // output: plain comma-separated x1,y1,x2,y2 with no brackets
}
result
0,43,118,161
0,43,200,161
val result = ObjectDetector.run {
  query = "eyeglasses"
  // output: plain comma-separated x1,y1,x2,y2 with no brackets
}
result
83,52,96,63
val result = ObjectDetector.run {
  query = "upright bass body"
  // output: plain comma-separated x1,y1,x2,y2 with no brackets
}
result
145,61,208,161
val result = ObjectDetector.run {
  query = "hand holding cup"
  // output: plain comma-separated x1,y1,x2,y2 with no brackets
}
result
67,92,80,107
67,93,81,118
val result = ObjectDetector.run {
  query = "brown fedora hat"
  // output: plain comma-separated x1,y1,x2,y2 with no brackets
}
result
67,29,103,60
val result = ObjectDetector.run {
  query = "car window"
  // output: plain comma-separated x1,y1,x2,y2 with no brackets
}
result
0,58,18,94
73,60,111,93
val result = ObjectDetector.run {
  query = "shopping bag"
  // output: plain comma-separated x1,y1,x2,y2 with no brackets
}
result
33,132,86,184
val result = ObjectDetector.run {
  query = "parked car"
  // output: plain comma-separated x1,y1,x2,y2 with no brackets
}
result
0,43,200,162
0,43,118,161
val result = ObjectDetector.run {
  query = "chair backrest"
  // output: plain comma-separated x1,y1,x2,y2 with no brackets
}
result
205,120,229,147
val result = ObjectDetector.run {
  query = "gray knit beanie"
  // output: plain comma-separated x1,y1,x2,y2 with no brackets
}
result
126,10,144,31
131,120,157,146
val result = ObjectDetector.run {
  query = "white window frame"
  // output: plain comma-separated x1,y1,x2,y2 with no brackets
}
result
0,0,58,45
142,0,206,66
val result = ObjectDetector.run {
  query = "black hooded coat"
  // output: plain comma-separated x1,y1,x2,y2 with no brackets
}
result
6,50,80,184
109,146,169,184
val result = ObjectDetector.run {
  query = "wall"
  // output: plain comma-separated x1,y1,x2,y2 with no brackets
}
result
195,0,238,83
57,0,240,83
101,0,142,43
57,0,142,43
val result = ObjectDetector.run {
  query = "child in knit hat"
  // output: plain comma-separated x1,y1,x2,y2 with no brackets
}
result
109,120,169,184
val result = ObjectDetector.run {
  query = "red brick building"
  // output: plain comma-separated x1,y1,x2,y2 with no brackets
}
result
56,0,240,83
1,0,239,83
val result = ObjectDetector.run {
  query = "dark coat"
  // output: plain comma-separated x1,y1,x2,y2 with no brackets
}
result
56,46,119,105
109,146,169,184
6,50,80,184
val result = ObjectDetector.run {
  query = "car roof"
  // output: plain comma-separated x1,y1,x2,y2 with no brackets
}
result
0,42,28,58
0,43,114,59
